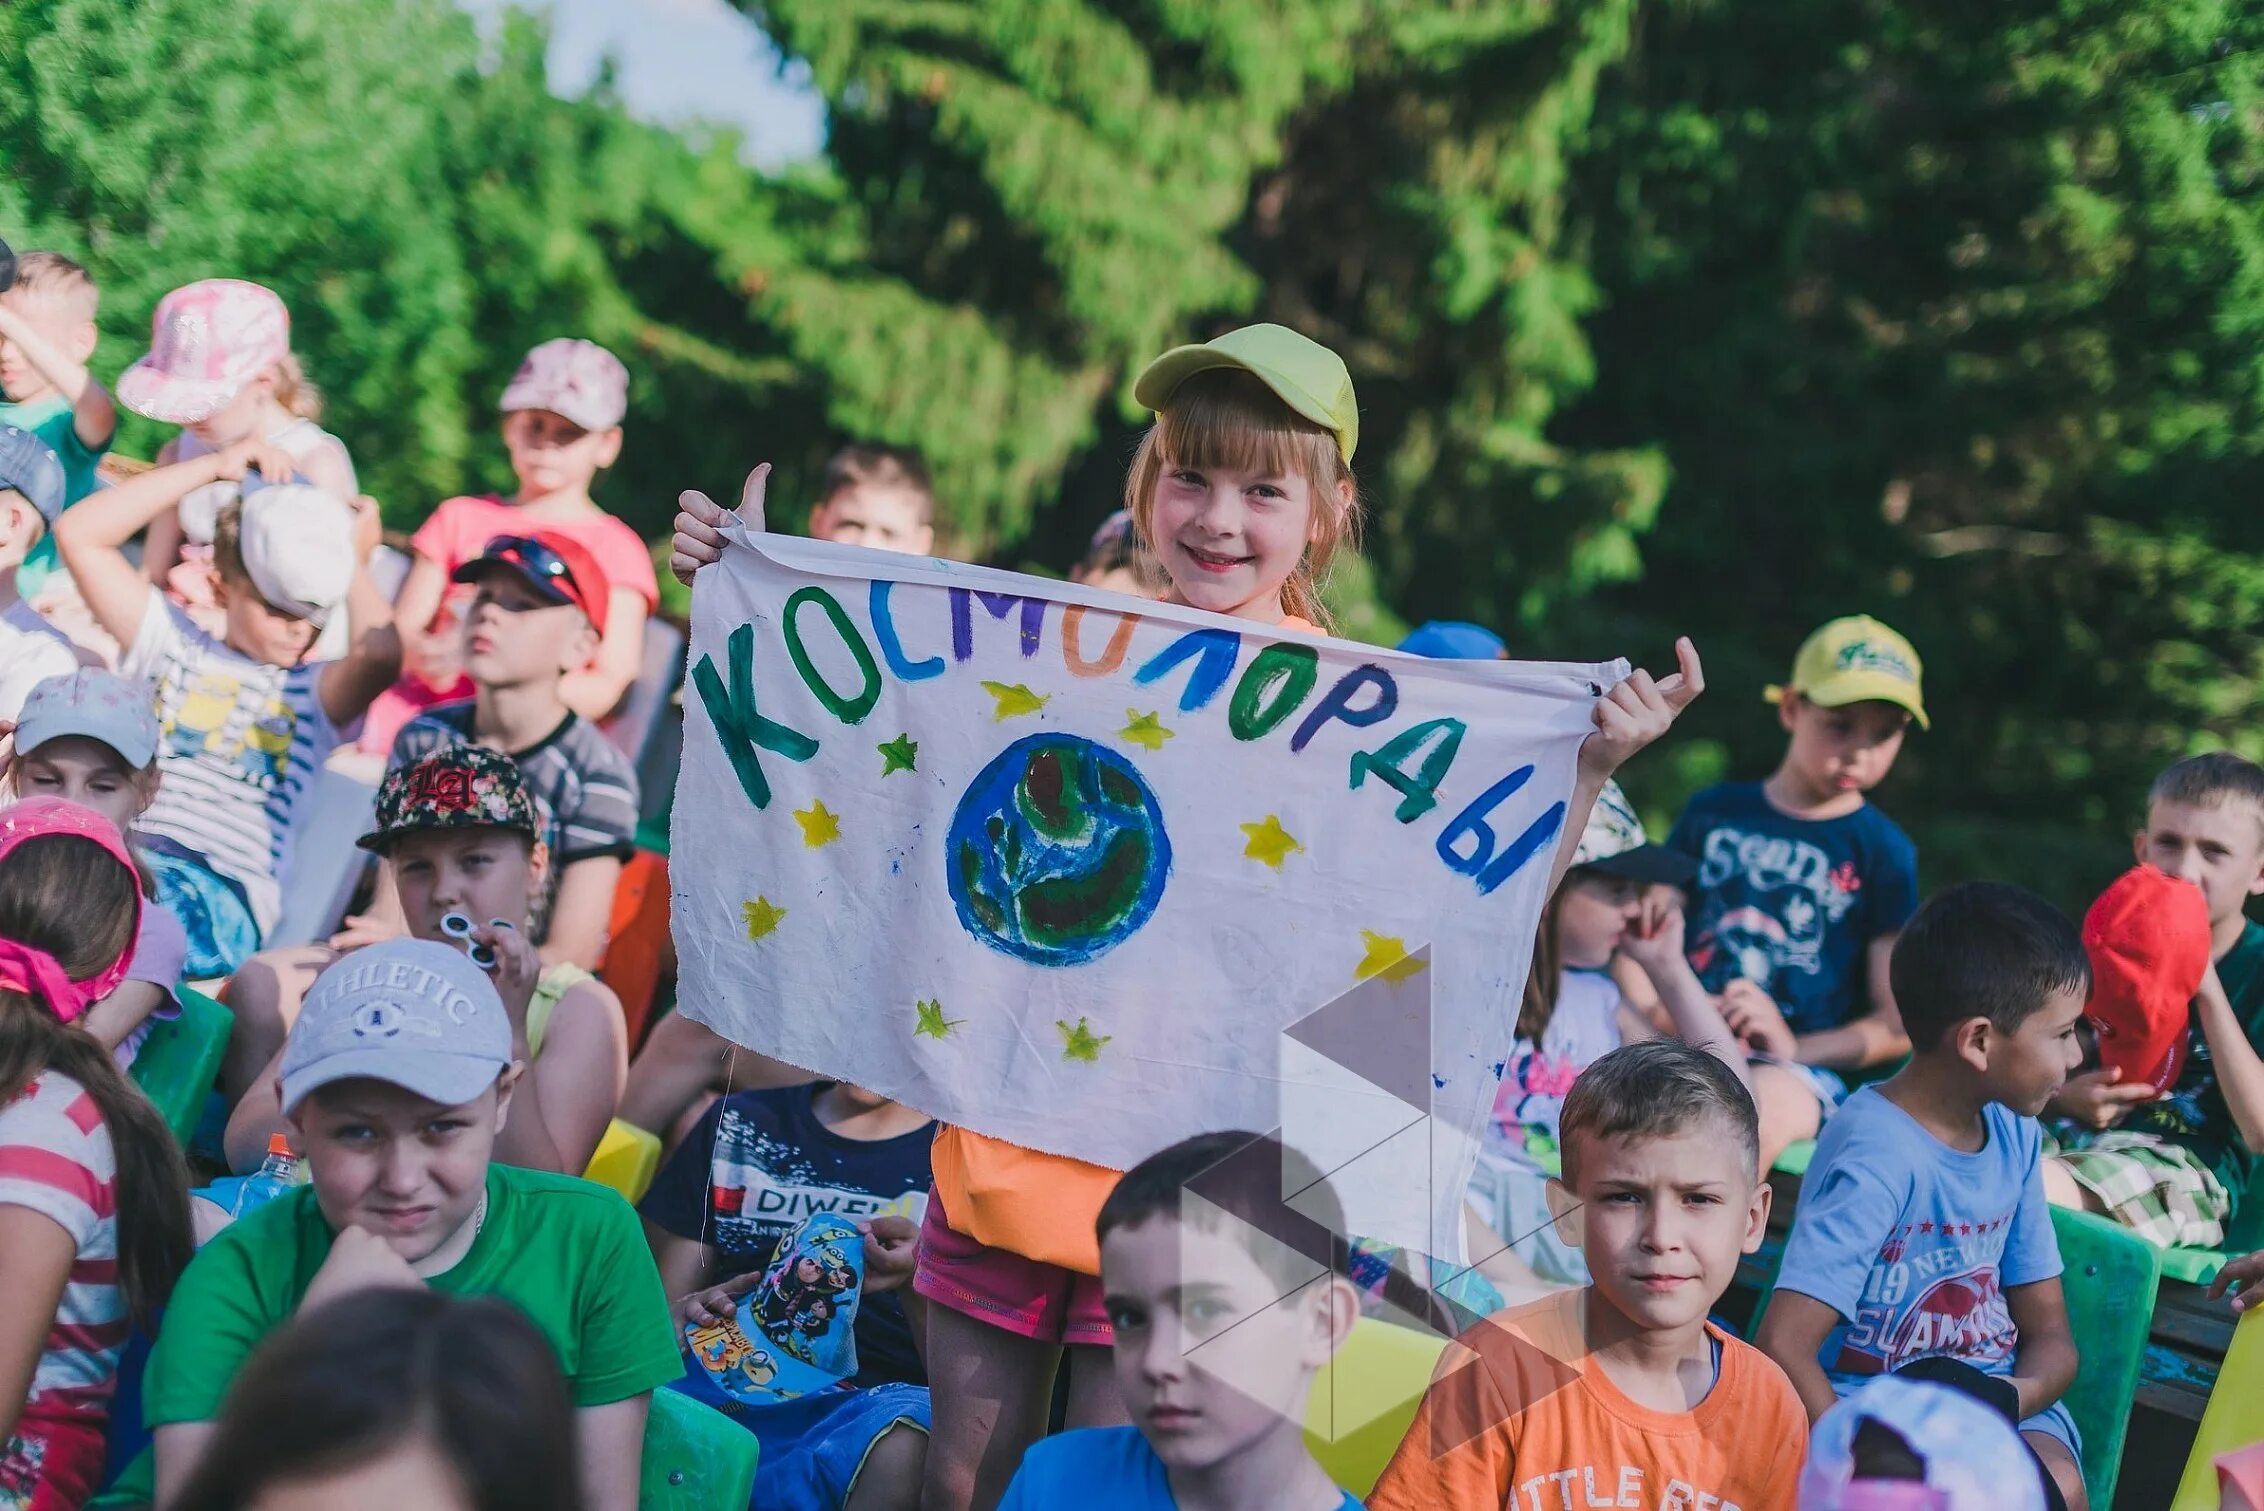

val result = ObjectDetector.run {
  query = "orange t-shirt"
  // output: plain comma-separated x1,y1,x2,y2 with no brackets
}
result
1367,1290,1807,1511
930,612,1322,1277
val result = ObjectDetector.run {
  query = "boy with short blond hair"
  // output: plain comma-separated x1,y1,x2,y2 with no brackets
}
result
1758,882,2088,1511
1000,1129,1364,1511
0,251,115,594
1668,615,1926,1166
2045,752,2264,1249
1368,1040,1806,1511
54,439,400,977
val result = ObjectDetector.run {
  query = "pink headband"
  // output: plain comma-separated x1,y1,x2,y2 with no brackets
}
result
0,798,142,1023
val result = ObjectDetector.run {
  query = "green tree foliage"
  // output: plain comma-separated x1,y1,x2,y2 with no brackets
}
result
1558,0,2264,898
733,1,1661,611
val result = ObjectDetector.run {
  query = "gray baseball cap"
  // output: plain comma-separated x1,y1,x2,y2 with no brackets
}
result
0,424,66,528
280,939,513,1113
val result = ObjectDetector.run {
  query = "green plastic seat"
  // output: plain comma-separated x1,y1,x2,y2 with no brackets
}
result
1772,1140,1816,1176
2051,1204,2161,1510
128,988,233,1147
639,1387,759,1509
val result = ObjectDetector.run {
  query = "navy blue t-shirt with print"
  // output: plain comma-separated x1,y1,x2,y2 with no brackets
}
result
1667,782,1919,1035
639,1084,933,1388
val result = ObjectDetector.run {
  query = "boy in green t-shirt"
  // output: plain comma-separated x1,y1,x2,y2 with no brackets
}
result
0,251,115,594
2045,753,2264,1249
144,937,679,1510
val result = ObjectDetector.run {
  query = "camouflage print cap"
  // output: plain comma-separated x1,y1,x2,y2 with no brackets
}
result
359,744,541,854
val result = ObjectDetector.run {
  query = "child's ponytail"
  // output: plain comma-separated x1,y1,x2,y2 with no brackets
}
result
1515,887,1567,1045
0,834,192,1328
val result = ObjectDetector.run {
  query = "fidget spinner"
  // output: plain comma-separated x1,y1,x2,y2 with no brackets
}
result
440,913,499,970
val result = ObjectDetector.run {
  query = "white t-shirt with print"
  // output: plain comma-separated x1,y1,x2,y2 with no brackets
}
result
123,588,338,935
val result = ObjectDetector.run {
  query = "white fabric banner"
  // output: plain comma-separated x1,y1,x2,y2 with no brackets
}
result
671,525,1622,1256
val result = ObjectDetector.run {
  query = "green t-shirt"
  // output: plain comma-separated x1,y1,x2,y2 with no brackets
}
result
0,391,110,594
2119,918,2264,1208
145,1164,682,1427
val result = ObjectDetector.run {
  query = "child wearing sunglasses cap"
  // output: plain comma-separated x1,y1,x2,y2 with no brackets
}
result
369,338,658,753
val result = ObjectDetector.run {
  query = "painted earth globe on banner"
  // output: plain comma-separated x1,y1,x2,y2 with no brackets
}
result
945,733,1173,967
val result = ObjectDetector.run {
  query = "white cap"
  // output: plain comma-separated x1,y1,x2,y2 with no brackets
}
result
280,939,514,1114
237,483,357,628
14,669,160,769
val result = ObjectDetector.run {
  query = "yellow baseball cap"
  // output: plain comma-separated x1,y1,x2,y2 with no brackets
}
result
1766,615,1929,729
1132,323,1359,463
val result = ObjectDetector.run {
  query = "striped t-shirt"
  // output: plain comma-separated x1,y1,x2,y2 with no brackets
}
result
0,1071,123,1511
124,589,339,936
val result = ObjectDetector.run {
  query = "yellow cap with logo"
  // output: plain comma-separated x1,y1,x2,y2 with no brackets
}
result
1132,323,1359,463
1766,615,1929,730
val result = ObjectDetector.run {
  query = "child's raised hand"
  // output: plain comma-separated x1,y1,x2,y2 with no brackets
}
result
303,1223,424,1310
673,1269,764,1332
671,463,771,586
1579,637,1704,782
858,1214,921,1295
475,921,541,1047
1720,978,1797,1059
212,436,302,486
1618,902,1687,974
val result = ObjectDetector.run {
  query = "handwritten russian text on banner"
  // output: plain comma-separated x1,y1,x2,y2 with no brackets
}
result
672,528,1620,1253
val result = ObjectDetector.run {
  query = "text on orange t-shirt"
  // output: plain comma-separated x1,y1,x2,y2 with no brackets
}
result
1366,1289,1807,1511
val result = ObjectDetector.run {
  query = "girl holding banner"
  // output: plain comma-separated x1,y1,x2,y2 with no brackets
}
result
671,323,1703,1511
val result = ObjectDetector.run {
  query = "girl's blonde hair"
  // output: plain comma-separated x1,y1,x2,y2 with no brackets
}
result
269,350,324,422
1124,370,1358,629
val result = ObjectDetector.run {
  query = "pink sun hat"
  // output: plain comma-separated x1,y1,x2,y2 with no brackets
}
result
499,338,629,432
117,279,292,425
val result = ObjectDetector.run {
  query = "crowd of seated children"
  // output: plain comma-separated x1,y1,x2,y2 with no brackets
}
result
221,529,636,1108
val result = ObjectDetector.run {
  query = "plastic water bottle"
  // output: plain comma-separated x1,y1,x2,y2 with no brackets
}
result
231,1134,305,1218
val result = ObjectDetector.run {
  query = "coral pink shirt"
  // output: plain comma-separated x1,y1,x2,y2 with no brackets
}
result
410,494,659,615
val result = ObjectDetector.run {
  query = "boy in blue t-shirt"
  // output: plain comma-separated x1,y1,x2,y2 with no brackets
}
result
1668,614,1924,1166
1757,882,2089,1511
999,1131,1362,1511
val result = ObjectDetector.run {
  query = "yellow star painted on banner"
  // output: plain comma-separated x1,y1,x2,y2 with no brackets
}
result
1056,1015,1113,1063
741,897,786,940
1354,931,1427,985
878,734,919,775
1119,709,1175,751
981,680,1050,721
914,998,964,1040
1239,815,1304,869
793,801,841,848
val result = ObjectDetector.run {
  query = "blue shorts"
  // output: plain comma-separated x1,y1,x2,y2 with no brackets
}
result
145,840,261,979
667,1367,929,1511
2021,1400,2083,1467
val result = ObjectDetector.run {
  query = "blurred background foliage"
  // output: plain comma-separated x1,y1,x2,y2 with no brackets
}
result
4,0,2260,908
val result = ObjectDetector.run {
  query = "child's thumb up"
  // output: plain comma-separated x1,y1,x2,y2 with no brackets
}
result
736,462,771,533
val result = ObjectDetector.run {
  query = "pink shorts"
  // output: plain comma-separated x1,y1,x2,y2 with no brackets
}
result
914,1188,1114,1348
